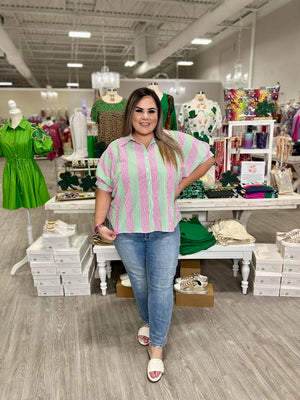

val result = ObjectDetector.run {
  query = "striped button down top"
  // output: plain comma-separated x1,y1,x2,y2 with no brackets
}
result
96,130,213,233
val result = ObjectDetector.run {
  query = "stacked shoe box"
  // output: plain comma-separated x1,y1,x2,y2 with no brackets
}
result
251,244,283,296
276,232,300,297
26,221,95,296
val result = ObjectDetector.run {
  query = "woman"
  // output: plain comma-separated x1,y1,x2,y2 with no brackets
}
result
94,87,214,382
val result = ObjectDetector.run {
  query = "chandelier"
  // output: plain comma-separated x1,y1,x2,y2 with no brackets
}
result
169,81,186,96
91,66,120,89
41,85,58,100
225,20,248,88
226,63,248,88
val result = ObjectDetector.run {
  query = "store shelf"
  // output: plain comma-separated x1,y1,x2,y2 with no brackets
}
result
227,120,275,185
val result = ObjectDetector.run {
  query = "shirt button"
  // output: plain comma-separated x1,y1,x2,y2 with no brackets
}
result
11,141,15,145
15,154,18,157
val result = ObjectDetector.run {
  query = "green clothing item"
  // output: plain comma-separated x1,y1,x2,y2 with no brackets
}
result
161,93,177,130
179,217,216,255
0,117,53,210
90,98,126,145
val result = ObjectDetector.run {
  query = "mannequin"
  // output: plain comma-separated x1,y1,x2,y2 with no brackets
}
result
147,83,177,130
102,88,123,104
194,91,208,103
8,100,22,129
147,82,163,100
178,91,222,140
0,100,53,274
91,90,127,145
63,111,88,160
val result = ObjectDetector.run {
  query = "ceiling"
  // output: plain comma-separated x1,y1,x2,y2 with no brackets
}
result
0,0,287,89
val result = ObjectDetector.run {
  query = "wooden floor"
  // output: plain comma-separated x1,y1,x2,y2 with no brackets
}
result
0,158,299,400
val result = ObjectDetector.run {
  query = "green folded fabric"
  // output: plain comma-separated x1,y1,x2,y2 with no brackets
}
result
179,217,216,255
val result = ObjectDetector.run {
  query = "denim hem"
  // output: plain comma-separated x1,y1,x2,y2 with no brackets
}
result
149,341,166,348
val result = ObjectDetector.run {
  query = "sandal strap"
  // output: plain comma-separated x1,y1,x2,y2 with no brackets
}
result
138,326,149,338
147,358,164,374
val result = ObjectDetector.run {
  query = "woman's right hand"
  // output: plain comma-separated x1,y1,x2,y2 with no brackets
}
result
98,226,117,242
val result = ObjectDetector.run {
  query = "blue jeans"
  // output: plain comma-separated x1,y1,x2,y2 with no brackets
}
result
114,225,180,348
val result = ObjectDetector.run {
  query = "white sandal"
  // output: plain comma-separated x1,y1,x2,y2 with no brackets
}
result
138,326,149,346
147,349,164,383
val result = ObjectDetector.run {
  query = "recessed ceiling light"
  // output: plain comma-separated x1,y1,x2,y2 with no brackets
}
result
67,63,83,68
124,60,136,67
66,82,79,87
68,31,91,38
0,82,13,86
191,38,212,45
177,61,194,66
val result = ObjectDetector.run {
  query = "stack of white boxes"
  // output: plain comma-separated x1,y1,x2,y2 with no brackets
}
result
276,232,300,297
251,244,283,296
26,222,95,296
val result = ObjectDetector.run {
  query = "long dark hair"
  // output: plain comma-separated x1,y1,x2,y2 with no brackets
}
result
122,87,183,168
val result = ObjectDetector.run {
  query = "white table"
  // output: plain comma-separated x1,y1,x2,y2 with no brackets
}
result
93,243,255,296
45,193,300,227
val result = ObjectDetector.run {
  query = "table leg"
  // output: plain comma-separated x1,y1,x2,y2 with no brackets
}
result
98,260,107,296
106,261,112,279
232,259,239,277
232,210,252,227
241,258,251,295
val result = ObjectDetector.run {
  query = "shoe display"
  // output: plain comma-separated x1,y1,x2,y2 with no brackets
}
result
279,229,300,247
175,273,208,285
174,278,208,295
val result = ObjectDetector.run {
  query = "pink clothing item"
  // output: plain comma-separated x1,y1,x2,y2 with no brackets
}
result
42,123,64,160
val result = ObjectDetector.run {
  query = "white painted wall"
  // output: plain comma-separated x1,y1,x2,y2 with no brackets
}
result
181,0,300,103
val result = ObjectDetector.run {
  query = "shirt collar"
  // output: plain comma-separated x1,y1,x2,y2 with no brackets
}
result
120,134,156,146
7,116,27,130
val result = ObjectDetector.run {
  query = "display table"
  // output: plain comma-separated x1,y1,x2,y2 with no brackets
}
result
45,193,300,226
93,242,255,296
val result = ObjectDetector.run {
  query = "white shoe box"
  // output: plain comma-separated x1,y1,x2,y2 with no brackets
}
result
42,225,77,250
282,259,300,274
250,265,282,286
36,285,64,296
33,275,62,287
53,235,89,264
27,236,54,262
252,283,280,296
281,272,300,287
281,245,300,260
62,253,95,285
252,243,283,273
57,246,92,275
64,269,95,296
30,261,58,276
280,286,300,297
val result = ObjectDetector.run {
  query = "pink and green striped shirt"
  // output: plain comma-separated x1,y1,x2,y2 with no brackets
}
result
96,130,213,233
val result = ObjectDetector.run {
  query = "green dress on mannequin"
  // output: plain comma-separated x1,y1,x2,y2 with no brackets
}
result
0,117,53,210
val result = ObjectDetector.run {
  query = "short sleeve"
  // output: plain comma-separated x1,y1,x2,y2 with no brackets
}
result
31,125,53,156
90,102,98,123
96,148,114,192
171,131,214,177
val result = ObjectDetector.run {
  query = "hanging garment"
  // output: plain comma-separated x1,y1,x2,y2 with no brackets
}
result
178,99,222,141
0,117,53,210
179,217,216,255
161,93,177,130
42,123,64,160
91,97,126,145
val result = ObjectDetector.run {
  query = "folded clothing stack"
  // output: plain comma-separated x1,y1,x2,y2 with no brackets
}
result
236,184,278,199
205,188,237,198
178,179,205,199
208,219,256,246
179,217,216,255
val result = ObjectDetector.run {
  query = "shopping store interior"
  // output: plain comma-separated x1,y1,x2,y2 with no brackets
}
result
0,0,300,399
